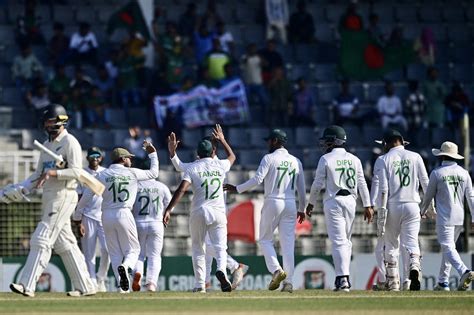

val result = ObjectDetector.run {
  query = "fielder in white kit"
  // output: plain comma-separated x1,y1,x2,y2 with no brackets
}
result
306,125,373,292
225,129,306,293
420,141,474,291
0,104,95,297
131,178,171,292
72,146,110,292
85,143,158,292
167,131,249,290
164,125,235,293
371,146,410,291
374,129,429,291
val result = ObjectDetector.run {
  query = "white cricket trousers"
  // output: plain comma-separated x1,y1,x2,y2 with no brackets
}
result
384,202,421,267
189,208,228,289
81,216,110,282
135,221,164,287
436,225,468,283
20,189,94,294
375,236,410,283
258,198,296,284
102,209,140,286
205,234,240,283
323,196,356,277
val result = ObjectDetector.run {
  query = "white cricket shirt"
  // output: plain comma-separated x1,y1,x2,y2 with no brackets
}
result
98,152,159,211
376,145,429,204
182,157,231,214
420,161,474,225
132,179,172,223
370,156,385,207
22,129,83,192
309,148,370,207
236,148,306,212
74,165,106,221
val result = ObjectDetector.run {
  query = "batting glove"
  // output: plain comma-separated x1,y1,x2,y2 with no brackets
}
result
2,184,28,203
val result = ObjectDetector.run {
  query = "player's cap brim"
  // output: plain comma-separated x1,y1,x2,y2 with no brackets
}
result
375,140,410,145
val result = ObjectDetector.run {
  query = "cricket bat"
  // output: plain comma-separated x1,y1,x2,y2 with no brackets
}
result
33,139,105,196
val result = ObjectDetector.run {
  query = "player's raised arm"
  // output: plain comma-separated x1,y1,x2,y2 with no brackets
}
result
168,132,192,172
212,124,236,166
131,140,159,181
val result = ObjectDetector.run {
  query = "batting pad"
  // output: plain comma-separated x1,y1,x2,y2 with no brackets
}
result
21,222,53,292
55,226,95,293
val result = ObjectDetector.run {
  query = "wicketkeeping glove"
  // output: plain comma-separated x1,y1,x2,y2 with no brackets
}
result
376,207,388,237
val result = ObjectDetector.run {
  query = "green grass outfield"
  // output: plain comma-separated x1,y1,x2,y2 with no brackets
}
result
0,290,473,315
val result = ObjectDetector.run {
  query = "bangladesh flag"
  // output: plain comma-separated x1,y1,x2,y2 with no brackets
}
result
107,1,150,40
338,30,415,80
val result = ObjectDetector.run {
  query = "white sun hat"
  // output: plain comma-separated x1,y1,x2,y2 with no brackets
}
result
432,141,464,160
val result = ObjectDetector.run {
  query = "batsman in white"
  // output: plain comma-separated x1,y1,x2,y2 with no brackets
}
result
225,129,306,293
374,129,429,291
306,125,373,292
0,104,96,297
420,141,474,291
72,147,110,292
163,124,235,293
131,178,172,292
82,143,158,292
167,132,249,290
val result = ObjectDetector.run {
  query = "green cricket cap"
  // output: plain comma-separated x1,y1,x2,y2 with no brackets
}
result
197,139,213,157
263,129,287,143
111,147,135,161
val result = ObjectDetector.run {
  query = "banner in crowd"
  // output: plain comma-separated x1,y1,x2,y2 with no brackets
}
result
1,254,472,292
153,79,250,129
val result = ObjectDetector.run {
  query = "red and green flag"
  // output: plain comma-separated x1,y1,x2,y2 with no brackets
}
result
107,1,150,40
338,30,416,80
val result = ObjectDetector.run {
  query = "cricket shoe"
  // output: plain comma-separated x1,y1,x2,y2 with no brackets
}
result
334,276,350,292
372,281,387,291
118,287,129,294
409,267,422,291
145,283,156,292
216,270,232,292
117,264,130,291
231,263,249,289
268,270,287,291
387,279,400,291
132,272,142,292
10,283,34,297
281,282,293,293
97,279,107,293
402,280,411,291
458,270,474,291
67,289,96,297
192,287,206,293
434,282,450,291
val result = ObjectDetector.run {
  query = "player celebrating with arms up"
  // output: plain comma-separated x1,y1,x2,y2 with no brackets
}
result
84,142,159,292
225,129,306,293
164,125,235,293
306,125,373,292
420,141,474,291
